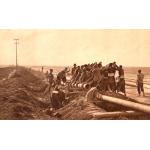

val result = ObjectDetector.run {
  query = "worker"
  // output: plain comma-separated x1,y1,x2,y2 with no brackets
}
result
112,61,118,70
48,69,54,89
42,66,44,72
85,85,101,102
72,66,82,84
117,65,126,96
108,63,117,92
71,66,80,82
98,62,102,68
78,68,87,83
85,69,92,82
71,64,77,76
51,86,65,110
92,64,102,86
57,67,70,85
45,70,49,82
136,69,145,96
100,68,109,92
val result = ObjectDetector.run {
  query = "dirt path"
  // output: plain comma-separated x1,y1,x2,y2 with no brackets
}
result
126,86,150,105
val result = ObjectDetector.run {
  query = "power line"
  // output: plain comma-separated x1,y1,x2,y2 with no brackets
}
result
14,39,19,71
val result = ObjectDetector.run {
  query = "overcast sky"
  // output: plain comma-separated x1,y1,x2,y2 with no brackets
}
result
0,29,150,67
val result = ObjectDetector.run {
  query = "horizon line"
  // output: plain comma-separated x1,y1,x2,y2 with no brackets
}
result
0,64,150,68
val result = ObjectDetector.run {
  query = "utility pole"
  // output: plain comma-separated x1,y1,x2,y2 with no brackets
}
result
14,39,19,71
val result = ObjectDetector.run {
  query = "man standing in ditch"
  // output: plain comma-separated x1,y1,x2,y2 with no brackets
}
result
51,86,65,110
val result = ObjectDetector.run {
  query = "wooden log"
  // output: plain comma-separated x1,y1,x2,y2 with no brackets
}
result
92,111,145,119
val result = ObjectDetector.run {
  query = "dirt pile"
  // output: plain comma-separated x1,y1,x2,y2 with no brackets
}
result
56,96,106,120
0,67,53,120
55,91,147,120
0,67,14,80
0,66,102,120
0,67,148,120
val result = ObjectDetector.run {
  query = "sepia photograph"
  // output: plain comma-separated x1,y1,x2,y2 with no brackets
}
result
1,1,150,150
0,29,150,120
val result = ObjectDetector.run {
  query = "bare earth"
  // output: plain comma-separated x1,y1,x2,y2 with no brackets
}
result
126,86,150,105
0,66,149,120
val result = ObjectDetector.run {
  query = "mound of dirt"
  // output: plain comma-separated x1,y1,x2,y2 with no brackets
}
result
55,90,146,120
0,67,15,80
55,96,106,120
0,67,53,120
0,67,148,120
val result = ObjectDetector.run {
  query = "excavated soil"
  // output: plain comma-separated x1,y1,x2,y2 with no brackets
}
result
0,67,54,119
0,66,150,120
55,96,106,120
0,67,106,120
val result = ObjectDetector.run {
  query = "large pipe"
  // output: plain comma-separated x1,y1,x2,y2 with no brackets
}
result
96,93,150,114
70,83,90,89
92,111,144,119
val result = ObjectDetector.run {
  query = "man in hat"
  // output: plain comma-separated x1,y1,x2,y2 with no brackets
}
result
71,63,77,76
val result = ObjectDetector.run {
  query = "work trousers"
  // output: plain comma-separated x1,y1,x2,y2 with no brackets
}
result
137,82,144,95
108,77,116,92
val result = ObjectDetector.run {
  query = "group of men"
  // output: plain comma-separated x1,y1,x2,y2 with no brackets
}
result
71,62,126,95
86,68,145,102
44,62,145,109
45,67,69,87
